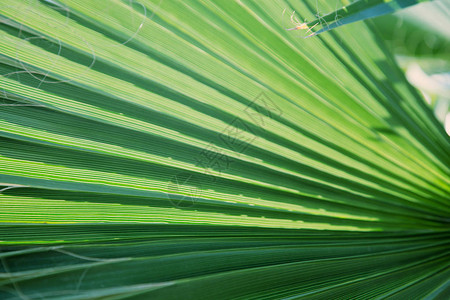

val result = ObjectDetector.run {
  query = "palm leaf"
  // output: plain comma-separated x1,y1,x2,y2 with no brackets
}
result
0,0,449,299
286,0,433,37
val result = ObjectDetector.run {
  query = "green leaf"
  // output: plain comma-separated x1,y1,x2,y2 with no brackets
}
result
0,0,448,299
285,0,433,37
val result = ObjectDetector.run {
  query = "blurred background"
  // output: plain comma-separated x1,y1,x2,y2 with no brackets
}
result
373,0,450,135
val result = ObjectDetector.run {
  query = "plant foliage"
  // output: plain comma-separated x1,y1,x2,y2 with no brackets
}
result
297,0,432,37
0,0,448,299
